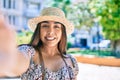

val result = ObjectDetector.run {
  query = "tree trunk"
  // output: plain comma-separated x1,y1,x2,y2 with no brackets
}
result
111,40,120,57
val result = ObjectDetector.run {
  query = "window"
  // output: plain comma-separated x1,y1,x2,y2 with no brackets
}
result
13,0,15,9
3,0,16,9
28,3,40,10
8,15,12,24
8,0,11,8
3,0,7,8
13,16,15,25
8,15,17,25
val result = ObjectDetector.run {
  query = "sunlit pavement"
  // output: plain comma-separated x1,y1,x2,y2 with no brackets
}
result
77,62,120,80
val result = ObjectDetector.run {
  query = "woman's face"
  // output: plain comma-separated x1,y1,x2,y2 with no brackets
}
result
40,21,62,47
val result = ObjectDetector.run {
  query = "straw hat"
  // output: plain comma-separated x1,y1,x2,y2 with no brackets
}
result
28,7,74,35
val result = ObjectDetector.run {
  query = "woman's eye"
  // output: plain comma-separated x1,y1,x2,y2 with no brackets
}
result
54,26,60,29
42,25,49,28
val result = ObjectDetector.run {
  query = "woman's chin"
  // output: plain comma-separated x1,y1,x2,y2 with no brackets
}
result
43,43,58,47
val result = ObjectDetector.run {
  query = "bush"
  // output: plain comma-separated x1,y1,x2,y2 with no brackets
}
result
17,31,33,45
67,42,72,49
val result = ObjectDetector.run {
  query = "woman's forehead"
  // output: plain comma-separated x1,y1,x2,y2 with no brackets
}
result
40,21,62,25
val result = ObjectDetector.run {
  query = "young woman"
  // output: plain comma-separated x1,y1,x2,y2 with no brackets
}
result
19,7,79,80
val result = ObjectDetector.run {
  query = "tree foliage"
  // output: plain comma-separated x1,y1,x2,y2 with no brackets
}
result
89,0,120,40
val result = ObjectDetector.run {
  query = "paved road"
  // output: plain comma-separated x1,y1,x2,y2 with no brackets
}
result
77,63,120,80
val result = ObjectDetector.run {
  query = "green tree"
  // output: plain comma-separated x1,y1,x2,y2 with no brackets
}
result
89,0,120,53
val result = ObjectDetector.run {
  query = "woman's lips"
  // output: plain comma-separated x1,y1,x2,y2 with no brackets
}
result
45,37,56,41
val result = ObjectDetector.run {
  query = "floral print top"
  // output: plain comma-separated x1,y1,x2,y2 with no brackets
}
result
18,45,79,80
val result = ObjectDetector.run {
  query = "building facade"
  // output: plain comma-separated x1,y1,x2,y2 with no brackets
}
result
68,24,104,50
0,0,43,31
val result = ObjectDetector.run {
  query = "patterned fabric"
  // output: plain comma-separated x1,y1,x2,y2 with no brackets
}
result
18,45,35,58
18,45,79,80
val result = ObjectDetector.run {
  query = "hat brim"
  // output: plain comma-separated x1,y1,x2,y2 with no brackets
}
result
28,16,74,35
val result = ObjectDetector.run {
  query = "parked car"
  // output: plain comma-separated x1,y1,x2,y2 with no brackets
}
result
99,40,111,48
90,40,111,50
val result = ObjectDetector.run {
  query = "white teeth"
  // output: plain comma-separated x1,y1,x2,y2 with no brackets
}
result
46,37,55,40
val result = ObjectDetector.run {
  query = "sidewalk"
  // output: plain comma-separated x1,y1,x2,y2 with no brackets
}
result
77,62,120,80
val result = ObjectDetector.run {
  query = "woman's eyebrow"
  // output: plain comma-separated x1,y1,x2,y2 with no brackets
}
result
41,21,61,24
54,22,61,24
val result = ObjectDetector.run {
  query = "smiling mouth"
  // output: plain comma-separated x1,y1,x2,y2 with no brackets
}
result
45,37,56,41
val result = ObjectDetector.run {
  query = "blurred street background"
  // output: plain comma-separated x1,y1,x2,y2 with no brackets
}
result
0,0,120,80
77,62,120,80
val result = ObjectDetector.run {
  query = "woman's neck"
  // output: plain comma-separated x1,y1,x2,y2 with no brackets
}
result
41,45,60,56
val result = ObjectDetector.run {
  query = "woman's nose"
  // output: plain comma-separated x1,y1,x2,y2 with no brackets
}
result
47,25,54,35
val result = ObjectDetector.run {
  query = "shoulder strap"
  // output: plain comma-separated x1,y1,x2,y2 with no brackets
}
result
38,48,45,80
30,57,34,65
68,54,75,68
61,55,72,80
